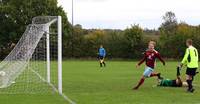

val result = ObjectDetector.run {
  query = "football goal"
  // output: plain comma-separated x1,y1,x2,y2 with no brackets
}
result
0,16,63,95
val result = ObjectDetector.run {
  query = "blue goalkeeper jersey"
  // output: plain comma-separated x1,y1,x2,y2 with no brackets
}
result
99,48,106,57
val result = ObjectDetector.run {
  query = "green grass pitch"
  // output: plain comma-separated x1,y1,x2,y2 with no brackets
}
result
0,61,200,104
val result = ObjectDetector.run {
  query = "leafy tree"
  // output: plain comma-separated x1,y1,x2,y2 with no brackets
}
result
123,24,143,58
105,30,128,58
72,24,85,58
83,30,106,57
159,11,178,58
159,11,178,38
0,0,71,59
159,21,200,58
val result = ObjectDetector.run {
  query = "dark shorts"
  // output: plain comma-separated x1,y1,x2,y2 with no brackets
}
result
98,55,104,60
172,79,182,87
171,80,178,87
186,68,197,76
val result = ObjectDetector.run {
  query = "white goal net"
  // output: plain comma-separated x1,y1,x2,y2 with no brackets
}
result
0,16,62,94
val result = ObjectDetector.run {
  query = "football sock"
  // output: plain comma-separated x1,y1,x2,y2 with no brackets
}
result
151,73,163,79
150,73,158,77
100,63,102,67
103,62,106,67
135,78,145,88
186,80,193,90
177,67,181,76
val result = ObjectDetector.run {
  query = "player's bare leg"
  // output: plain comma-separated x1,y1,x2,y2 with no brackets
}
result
102,58,106,67
99,60,103,67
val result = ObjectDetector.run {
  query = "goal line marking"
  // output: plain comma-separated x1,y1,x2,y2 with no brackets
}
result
31,69,76,104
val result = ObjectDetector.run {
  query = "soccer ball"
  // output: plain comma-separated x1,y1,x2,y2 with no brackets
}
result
0,71,7,88
0,71,6,77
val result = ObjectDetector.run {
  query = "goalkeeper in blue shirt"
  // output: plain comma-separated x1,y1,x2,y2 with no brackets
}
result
98,45,106,67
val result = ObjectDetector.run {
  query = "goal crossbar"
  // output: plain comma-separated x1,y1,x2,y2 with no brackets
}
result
0,16,62,94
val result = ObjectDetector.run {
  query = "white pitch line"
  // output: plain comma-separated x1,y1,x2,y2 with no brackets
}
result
31,69,76,104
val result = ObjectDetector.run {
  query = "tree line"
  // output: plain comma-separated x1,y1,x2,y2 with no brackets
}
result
1,0,200,59
65,11,200,59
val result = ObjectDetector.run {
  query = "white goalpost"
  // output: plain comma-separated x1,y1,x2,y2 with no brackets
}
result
0,16,63,94
57,16,63,94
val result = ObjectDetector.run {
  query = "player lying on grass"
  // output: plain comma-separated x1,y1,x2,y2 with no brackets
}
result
98,45,106,67
157,67,187,87
133,41,165,90
157,66,199,87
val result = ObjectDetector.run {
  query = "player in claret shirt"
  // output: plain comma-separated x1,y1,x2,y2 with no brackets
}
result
133,41,165,90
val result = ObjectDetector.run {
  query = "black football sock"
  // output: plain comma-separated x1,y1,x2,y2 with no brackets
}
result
100,63,102,67
103,62,106,67
186,80,193,90
177,67,181,76
190,80,193,89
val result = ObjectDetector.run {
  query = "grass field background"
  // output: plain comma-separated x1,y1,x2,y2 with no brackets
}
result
0,61,200,104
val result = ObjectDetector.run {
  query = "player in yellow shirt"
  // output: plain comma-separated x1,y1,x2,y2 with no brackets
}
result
179,39,198,93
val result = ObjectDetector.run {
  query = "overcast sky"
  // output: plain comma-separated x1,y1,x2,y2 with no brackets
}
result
58,0,200,29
